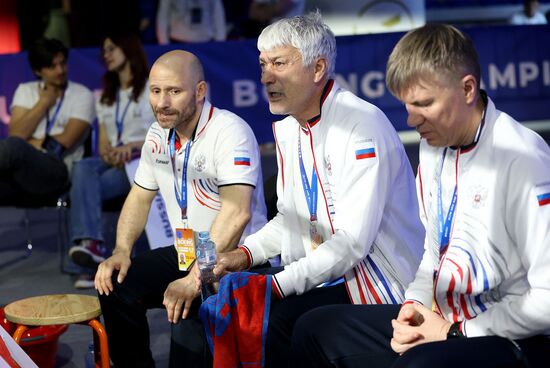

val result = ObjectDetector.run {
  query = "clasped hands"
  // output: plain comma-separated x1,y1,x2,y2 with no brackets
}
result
391,303,452,355
101,144,136,167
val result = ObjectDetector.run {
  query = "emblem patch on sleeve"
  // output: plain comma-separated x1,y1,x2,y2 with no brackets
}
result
537,192,550,206
234,157,251,166
234,148,251,166
535,182,550,206
354,139,377,163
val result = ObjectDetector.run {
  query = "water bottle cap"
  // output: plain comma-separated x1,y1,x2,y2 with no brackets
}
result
198,231,210,240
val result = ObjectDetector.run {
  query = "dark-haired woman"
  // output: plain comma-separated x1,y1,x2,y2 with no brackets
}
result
68,34,153,288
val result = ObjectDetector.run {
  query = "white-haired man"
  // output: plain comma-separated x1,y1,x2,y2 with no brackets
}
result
215,12,424,366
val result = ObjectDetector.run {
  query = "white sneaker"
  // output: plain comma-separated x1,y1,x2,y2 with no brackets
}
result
74,274,95,289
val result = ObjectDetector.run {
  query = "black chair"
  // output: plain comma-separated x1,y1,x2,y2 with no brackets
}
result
0,124,92,271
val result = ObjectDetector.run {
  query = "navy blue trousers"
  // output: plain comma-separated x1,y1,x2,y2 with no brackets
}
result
264,281,350,367
98,246,209,368
290,304,550,368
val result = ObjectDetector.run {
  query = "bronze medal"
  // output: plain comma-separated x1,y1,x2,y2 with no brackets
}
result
310,222,323,250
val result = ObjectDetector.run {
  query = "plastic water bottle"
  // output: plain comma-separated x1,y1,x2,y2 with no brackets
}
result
195,231,218,300
85,341,95,368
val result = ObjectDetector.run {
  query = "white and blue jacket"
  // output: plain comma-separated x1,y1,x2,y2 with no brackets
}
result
242,81,424,304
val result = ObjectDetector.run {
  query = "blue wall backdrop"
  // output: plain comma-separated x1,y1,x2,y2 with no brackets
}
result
0,25,548,143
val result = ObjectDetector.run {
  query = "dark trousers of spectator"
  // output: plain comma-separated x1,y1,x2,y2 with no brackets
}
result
98,246,211,368
290,304,550,368
0,136,68,204
264,281,351,367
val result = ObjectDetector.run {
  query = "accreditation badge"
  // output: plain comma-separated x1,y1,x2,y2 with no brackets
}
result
175,228,196,271
309,221,323,250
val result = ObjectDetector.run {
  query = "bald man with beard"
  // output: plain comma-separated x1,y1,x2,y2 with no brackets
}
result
95,50,267,367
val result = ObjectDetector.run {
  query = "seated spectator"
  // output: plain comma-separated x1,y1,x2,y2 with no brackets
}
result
1,38,94,205
156,0,226,44
68,33,153,289
510,0,547,25
214,12,424,366
290,23,550,368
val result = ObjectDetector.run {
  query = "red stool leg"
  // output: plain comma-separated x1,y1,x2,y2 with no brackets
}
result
12,325,29,344
88,319,109,368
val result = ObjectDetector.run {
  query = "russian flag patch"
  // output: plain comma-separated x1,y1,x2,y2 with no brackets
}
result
355,148,376,160
234,156,251,166
354,139,377,161
537,192,550,206
535,182,550,206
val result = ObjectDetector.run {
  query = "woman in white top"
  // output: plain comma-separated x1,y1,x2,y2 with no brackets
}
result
68,33,154,288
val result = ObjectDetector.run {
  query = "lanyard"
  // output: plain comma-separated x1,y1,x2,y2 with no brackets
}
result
169,129,192,224
432,105,487,316
298,129,318,222
437,148,459,255
436,104,487,255
115,91,132,145
45,95,64,135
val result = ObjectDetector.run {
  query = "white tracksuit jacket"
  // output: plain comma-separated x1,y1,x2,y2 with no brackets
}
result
406,95,550,339
242,81,424,304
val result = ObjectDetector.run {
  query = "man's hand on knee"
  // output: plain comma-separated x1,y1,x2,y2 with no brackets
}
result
163,273,200,323
95,250,131,295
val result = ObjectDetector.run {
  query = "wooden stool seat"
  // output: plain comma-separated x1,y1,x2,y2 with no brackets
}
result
4,294,101,325
4,294,109,368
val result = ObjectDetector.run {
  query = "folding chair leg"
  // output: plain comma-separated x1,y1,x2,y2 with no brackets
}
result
22,209,33,256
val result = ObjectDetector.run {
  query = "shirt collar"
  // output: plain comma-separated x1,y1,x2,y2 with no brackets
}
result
452,90,488,154
168,99,214,150
194,99,214,141
306,79,334,128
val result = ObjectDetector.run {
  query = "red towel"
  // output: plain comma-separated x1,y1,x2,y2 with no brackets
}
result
200,272,272,368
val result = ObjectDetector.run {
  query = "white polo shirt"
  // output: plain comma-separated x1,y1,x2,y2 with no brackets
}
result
135,99,267,240
96,85,154,146
11,80,95,170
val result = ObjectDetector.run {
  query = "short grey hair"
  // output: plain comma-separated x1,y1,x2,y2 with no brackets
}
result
257,11,337,77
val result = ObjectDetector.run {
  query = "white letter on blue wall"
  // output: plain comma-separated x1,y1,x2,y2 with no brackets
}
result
361,71,385,99
233,80,258,107
518,62,538,88
335,73,358,94
489,63,516,89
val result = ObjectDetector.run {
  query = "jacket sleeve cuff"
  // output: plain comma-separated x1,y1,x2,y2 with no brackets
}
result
238,245,252,270
271,270,298,298
242,242,267,268
402,299,423,307
271,277,283,299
